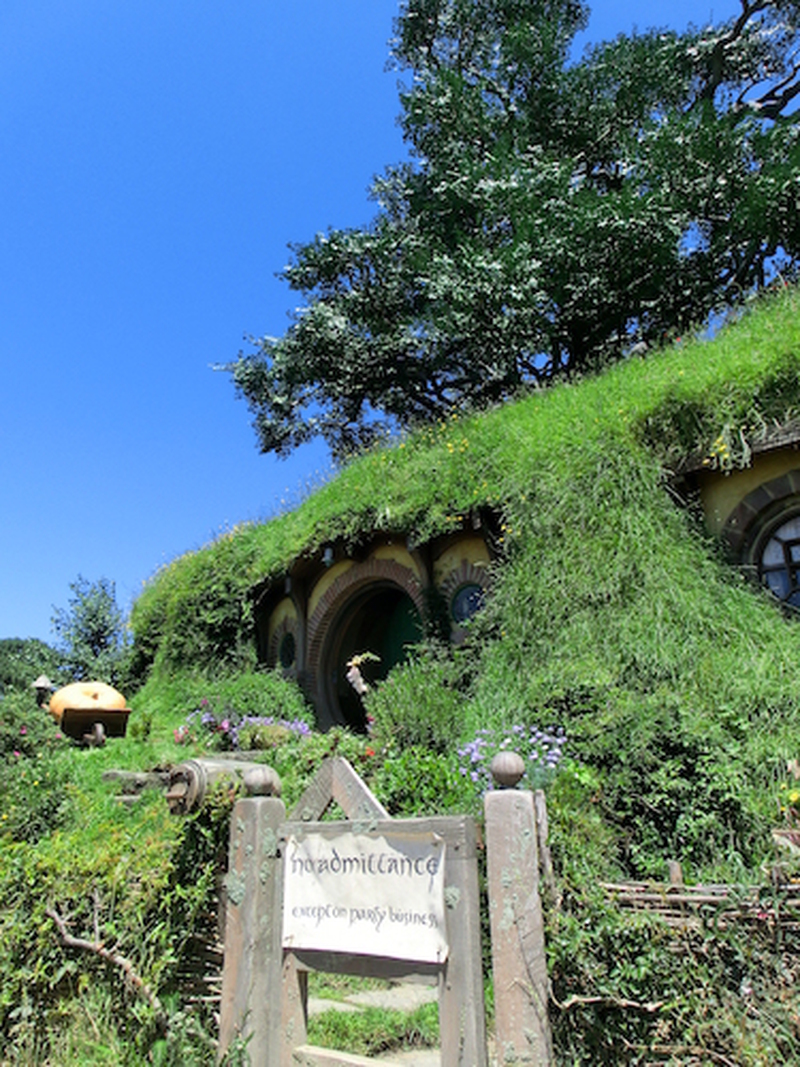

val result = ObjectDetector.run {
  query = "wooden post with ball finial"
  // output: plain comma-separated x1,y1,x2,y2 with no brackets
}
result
484,750,553,1065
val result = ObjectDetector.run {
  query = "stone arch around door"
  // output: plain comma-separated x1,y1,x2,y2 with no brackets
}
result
305,558,426,731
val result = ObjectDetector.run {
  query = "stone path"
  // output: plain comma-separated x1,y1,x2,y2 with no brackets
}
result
306,981,498,1065
307,982,441,1065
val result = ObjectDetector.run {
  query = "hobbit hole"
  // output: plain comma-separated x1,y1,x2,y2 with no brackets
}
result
251,438,800,733
253,522,494,730
320,583,422,732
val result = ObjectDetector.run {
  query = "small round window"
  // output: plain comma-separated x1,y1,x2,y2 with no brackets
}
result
758,511,800,610
278,631,296,669
451,583,484,624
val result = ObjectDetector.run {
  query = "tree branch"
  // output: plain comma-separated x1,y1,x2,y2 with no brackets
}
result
551,991,665,1014
47,906,168,1034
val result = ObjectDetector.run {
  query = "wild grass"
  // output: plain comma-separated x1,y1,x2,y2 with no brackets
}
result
7,286,800,1063
306,1002,439,1058
132,285,800,869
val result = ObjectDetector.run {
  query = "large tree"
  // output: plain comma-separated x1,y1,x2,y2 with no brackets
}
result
229,0,800,458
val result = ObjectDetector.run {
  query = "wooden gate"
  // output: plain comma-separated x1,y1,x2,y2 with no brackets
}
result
218,758,487,1066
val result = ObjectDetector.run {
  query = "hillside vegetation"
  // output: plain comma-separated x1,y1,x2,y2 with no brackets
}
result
5,286,800,1063
135,284,800,875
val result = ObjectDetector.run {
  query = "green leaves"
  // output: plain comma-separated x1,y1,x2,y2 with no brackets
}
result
229,0,800,460
51,576,129,686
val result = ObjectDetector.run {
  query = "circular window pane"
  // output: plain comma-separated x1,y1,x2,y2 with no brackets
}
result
758,512,800,609
278,632,296,669
451,583,484,624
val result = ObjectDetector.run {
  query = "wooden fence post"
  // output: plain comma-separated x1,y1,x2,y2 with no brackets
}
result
218,770,285,1065
484,756,553,1066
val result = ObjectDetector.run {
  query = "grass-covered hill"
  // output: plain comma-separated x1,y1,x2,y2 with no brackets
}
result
133,284,800,874
6,285,800,1064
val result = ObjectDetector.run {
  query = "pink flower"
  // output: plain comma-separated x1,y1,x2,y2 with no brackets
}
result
19,726,27,736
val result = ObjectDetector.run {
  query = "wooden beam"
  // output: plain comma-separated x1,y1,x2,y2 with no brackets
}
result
291,1046,409,1066
289,758,389,822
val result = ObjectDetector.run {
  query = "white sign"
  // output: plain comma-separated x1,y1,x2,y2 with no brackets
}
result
282,830,448,963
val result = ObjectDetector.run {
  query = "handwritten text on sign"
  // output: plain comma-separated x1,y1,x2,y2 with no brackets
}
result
282,830,448,963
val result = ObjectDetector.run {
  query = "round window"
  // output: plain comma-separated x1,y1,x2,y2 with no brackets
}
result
757,510,800,610
451,583,485,624
278,631,296,669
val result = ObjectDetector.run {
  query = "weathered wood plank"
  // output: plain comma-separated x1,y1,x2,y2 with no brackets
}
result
290,760,335,822
438,816,488,1067
218,795,286,1065
282,951,308,1067
533,789,558,911
291,950,439,982
485,789,552,1066
288,758,390,823
332,758,391,821
282,815,471,851
292,1046,414,1066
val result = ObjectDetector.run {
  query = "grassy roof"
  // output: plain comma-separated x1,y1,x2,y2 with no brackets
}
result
7,286,800,1065
131,285,800,875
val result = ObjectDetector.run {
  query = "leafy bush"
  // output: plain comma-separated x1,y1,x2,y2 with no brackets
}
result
457,722,566,794
131,667,313,739
0,692,71,842
363,644,467,754
308,1002,438,1058
0,637,64,696
369,746,475,817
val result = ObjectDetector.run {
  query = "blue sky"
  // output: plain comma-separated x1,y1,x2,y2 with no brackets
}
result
1,0,738,643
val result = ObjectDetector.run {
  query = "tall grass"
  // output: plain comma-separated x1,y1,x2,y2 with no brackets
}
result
9,286,800,1063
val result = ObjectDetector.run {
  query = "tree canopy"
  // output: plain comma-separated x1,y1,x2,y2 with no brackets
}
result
51,576,129,685
229,0,800,458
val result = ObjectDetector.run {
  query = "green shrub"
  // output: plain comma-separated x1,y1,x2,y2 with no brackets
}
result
0,692,72,842
364,644,467,754
369,746,475,817
307,1002,438,1058
131,667,313,739
0,637,64,696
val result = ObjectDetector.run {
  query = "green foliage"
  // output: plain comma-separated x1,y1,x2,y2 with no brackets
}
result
51,575,129,685
228,0,800,458
370,746,475,817
0,636,64,696
546,890,800,1064
0,691,71,842
363,644,467,754
307,1002,438,1057
0,739,227,1065
131,667,313,745
129,529,262,680
22,286,800,1063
